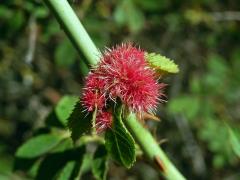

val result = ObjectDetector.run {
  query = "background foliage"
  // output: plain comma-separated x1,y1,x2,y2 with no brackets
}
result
0,0,240,179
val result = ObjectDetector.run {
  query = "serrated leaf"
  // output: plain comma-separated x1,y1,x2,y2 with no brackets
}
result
55,95,79,126
145,52,179,74
78,153,93,178
67,101,92,142
228,127,240,157
57,161,75,180
92,145,108,180
105,104,136,168
16,134,63,158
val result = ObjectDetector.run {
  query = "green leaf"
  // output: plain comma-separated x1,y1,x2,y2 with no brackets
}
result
34,7,49,18
92,145,108,180
145,52,179,74
213,154,225,169
55,95,79,126
228,127,240,158
105,105,136,168
57,161,75,180
0,153,13,174
36,146,85,180
50,138,73,154
189,75,202,93
114,0,145,33
167,96,200,120
78,153,93,178
207,54,228,76
67,101,92,142
16,134,63,158
28,159,42,178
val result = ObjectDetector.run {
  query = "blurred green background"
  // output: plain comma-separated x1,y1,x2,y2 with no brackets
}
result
0,0,240,179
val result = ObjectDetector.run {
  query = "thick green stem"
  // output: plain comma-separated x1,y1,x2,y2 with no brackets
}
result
126,113,185,180
43,0,186,179
43,0,100,66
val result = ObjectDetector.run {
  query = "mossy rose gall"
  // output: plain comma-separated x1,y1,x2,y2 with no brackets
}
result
82,43,165,133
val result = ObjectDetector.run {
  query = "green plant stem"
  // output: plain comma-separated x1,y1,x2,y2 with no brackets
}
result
43,0,186,179
126,113,185,180
43,0,100,66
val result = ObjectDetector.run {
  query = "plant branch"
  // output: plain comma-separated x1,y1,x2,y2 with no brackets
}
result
125,113,185,180
43,0,185,179
43,0,100,66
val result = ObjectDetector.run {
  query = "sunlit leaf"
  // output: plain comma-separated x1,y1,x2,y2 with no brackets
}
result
55,95,79,126
16,134,63,158
145,52,179,74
